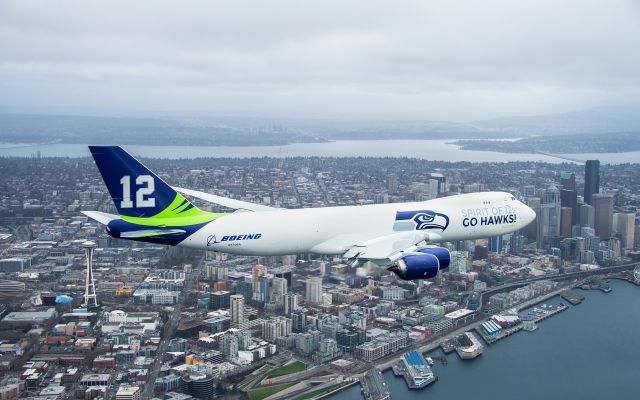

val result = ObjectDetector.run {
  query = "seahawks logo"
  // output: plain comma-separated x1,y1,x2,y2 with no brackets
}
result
394,209,450,232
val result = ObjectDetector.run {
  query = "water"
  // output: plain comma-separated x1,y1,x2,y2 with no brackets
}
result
331,280,640,400
0,140,639,164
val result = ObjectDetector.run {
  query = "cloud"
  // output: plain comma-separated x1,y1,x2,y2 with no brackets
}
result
1,0,639,120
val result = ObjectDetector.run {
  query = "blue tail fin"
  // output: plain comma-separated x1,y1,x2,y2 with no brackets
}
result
88,146,183,218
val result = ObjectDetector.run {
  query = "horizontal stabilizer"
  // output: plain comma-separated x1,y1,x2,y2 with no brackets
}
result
174,187,275,212
81,211,119,225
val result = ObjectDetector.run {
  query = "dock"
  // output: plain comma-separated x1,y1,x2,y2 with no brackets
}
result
478,303,568,345
528,303,568,323
440,338,457,354
392,350,437,390
476,323,522,345
561,289,585,305
455,332,483,359
580,277,612,293
360,368,391,400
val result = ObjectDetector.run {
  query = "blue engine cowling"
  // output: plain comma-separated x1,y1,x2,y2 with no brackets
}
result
389,247,451,280
418,247,451,270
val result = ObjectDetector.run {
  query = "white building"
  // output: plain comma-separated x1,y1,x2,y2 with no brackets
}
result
306,277,323,304
115,386,140,400
230,294,245,326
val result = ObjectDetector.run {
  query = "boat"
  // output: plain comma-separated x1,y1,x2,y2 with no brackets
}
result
523,320,538,332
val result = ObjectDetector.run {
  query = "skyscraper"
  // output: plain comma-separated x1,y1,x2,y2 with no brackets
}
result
559,171,576,191
522,197,541,242
489,236,503,254
560,189,578,224
306,277,323,304
537,188,561,248
272,266,293,288
230,294,245,327
616,213,636,250
284,293,298,315
580,204,595,228
584,160,600,205
387,173,398,195
560,207,573,238
450,251,469,273
252,264,267,302
210,291,230,310
592,193,614,239
271,277,287,308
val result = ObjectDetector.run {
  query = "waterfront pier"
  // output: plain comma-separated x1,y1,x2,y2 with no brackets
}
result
360,368,391,400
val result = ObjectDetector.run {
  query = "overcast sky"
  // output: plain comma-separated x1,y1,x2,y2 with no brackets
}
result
1,0,639,121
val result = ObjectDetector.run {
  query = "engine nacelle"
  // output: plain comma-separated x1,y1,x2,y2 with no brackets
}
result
388,247,451,280
418,247,451,270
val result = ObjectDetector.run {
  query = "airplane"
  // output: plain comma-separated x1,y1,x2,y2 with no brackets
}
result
83,146,536,280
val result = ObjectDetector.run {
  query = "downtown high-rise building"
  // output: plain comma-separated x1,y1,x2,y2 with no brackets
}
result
262,316,292,342
450,251,469,273
560,207,573,238
284,293,298,315
536,187,561,248
580,204,595,228
306,277,323,304
271,277,288,308
272,265,293,288
559,171,576,191
616,213,636,250
210,290,230,310
252,264,267,302
560,189,578,224
230,294,245,327
522,197,541,242
584,160,600,205
592,193,614,239
387,173,398,195
489,236,503,254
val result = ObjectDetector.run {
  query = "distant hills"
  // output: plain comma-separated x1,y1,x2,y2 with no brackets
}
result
1,106,639,149
471,106,640,136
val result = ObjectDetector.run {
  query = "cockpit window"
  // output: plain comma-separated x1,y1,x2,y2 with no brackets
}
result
511,196,515,201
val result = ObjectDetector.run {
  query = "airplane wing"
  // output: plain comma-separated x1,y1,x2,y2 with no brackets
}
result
173,187,276,212
342,231,433,266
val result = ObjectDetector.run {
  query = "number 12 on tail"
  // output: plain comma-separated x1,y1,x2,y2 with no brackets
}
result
120,175,155,208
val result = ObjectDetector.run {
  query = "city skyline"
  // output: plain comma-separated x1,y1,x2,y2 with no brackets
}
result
0,150,638,399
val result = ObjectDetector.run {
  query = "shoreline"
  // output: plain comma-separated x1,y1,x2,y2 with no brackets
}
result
1,140,640,164
326,276,639,399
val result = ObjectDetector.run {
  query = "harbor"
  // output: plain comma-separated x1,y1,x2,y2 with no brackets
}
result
477,301,568,345
348,277,640,399
331,281,640,400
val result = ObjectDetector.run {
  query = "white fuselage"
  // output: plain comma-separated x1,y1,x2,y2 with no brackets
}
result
181,191,536,257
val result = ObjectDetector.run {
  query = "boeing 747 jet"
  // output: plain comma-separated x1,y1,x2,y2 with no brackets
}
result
83,146,536,280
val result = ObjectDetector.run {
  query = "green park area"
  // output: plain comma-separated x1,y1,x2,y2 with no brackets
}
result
264,361,306,379
247,382,296,400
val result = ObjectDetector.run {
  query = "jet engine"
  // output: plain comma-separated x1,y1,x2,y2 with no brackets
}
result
388,247,451,280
